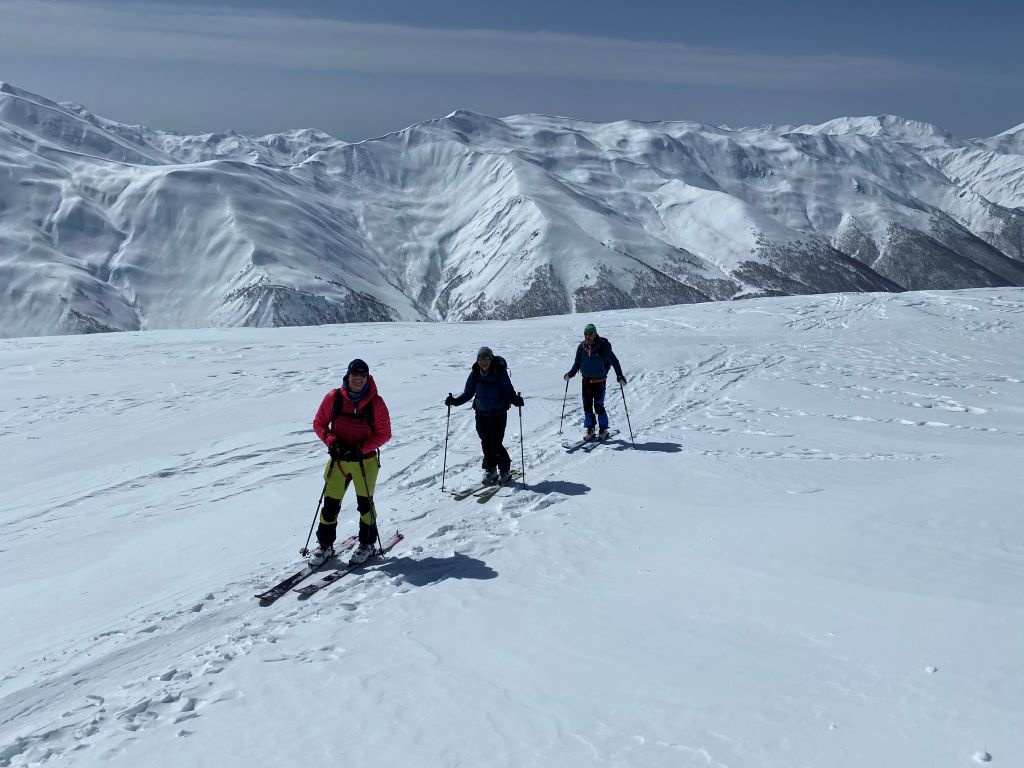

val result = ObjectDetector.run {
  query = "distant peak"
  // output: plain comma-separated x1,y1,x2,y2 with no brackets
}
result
444,109,487,120
373,109,513,143
0,81,46,100
794,114,956,146
440,109,505,129
995,121,1024,138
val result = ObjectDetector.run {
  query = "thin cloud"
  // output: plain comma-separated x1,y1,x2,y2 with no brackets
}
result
0,1,972,90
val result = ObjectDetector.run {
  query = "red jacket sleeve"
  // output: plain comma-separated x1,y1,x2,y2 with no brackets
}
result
361,396,392,453
313,391,336,446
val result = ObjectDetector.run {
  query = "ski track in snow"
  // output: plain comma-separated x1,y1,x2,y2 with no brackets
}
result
1,289,1022,766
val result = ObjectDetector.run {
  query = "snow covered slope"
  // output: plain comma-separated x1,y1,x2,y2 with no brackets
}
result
0,289,1022,767
2,81,1023,338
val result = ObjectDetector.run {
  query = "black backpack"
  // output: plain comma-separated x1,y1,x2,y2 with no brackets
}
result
599,338,613,373
473,355,509,376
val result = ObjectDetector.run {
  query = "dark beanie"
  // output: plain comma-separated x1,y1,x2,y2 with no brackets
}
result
477,346,493,359
347,358,369,375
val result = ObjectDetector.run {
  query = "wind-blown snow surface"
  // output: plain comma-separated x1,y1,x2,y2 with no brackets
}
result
1,289,1022,767
2,81,1024,338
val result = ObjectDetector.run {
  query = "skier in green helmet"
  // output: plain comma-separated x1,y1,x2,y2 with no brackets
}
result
563,323,627,441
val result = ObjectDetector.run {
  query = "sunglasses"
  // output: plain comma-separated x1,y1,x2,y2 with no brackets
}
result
477,355,492,362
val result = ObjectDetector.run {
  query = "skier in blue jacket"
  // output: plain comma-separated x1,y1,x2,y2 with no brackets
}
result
446,346,525,485
563,323,627,441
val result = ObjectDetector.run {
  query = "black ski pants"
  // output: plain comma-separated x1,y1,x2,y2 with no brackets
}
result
581,378,609,430
475,410,511,472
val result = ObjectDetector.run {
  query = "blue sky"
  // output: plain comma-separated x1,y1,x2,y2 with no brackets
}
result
0,0,1020,140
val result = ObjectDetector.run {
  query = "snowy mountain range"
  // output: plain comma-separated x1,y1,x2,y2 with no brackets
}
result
1,81,1022,338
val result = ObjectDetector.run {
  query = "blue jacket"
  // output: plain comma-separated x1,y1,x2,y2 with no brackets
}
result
451,357,517,413
567,336,624,380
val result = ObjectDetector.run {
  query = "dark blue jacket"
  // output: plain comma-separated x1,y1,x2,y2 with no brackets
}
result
451,357,517,413
567,336,624,380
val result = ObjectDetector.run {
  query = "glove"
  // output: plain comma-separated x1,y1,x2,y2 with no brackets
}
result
511,393,525,408
617,375,628,385
329,442,362,462
563,372,573,381
445,394,455,407
340,446,363,462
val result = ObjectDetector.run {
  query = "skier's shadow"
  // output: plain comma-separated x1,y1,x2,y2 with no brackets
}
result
374,552,497,587
520,479,590,496
614,440,682,453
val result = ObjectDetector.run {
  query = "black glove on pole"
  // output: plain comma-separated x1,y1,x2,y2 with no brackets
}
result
442,395,452,491
301,458,337,556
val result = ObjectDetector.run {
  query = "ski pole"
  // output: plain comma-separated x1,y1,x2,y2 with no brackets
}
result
558,378,570,434
619,380,636,448
442,396,452,491
301,459,337,556
517,392,525,484
357,455,386,556
502,370,525,482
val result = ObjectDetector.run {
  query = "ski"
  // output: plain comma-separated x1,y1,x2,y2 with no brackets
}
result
561,429,619,452
582,429,620,451
255,535,357,603
294,531,404,598
449,479,493,501
474,485,506,504
474,471,524,503
561,436,591,452
448,470,523,501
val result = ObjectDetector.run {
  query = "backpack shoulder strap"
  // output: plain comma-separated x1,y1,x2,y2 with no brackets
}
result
331,388,345,423
332,387,376,430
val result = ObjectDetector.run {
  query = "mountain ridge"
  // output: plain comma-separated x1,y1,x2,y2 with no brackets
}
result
1,82,1022,338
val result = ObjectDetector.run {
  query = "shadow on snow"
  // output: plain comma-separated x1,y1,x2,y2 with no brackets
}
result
520,479,590,496
374,552,497,587
616,440,682,453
